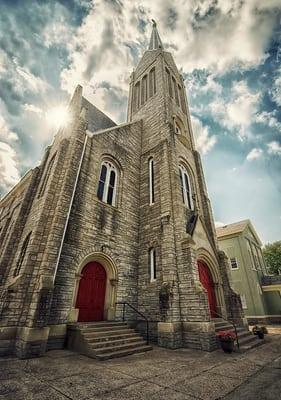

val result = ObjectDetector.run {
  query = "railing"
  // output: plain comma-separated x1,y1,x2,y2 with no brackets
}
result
116,302,149,345
261,275,281,286
213,311,240,350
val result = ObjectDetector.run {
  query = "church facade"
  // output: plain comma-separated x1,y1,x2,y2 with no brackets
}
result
0,23,244,358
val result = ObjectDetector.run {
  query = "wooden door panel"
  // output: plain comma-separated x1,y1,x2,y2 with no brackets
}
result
76,262,106,322
198,260,217,318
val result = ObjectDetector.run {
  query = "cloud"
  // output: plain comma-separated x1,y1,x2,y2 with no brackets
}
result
0,142,20,194
173,0,280,73
255,111,281,132
23,103,44,114
0,115,18,142
246,148,263,161
215,221,225,228
15,65,48,93
271,68,281,106
191,115,216,155
267,141,281,155
209,81,260,138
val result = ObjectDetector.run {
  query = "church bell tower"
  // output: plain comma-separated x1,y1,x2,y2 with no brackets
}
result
128,21,244,350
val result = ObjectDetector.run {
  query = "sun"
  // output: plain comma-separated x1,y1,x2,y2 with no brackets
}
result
45,106,71,128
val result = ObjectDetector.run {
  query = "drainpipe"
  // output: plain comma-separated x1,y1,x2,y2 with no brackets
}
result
53,131,89,283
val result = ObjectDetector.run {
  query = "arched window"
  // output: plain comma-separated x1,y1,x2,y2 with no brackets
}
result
172,76,180,106
141,74,148,105
149,68,156,97
149,247,156,282
179,165,193,209
14,232,32,277
134,81,140,111
38,153,56,198
178,84,186,113
166,68,173,98
148,158,155,204
97,161,118,206
175,122,182,135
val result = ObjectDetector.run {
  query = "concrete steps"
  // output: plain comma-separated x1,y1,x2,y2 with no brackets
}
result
67,321,152,360
213,318,264,352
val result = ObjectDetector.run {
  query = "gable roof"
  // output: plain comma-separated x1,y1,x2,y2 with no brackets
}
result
216,219,249,238
81,97,116,132
216,219,262,245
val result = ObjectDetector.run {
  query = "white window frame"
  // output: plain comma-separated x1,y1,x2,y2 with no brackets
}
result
230,257,239,270
97,161,118,206
246,239,256,270
149,158,155,205
179,165,194,210
149,248,156,282
240,294,247,309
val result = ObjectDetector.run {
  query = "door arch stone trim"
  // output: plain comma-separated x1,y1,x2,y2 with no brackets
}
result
196,247,226,318
69,252,118,322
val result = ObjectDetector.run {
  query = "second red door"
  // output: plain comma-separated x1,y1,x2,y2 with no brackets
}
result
198,260,217,318
76,262,106,322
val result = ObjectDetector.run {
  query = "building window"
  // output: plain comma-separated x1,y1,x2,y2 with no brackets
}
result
246,239,255,269
257,283,262,295
149,248,156,282
148,158,155,204
178,84,185,113
14,232,32,277
166,68,173,98
240,294,247,309
149,68,156,97
134,82,140,110
175,122,182,135
97,161,118,206
230,257,238,269
141,74,148,105
172,77,180,106
179,165,193,209
38,153,56,198
254,245,262,269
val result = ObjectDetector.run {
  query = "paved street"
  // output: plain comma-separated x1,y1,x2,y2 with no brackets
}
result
0,335,281,400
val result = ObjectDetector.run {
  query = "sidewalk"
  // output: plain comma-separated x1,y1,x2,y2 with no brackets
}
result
0,335,280,400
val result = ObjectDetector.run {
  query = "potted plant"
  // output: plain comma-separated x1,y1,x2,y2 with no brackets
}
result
216,330,236,353
252,325,268,339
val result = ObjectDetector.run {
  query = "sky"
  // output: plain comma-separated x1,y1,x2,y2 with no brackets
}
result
0,0,281,244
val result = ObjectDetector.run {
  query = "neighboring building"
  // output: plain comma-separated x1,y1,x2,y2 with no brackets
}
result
217,220,281,324
0,22,244,359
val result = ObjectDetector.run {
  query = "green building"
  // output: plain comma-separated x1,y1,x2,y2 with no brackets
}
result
216,220,281,324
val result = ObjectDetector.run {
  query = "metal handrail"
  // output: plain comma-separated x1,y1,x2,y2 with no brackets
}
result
213,310,240,350
116,302,149,345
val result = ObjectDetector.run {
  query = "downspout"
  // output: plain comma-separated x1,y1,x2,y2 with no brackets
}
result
53,132,89,283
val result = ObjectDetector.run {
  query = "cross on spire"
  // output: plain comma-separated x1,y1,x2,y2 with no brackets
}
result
148,19,163,50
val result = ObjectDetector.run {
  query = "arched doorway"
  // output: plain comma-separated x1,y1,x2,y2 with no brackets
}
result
198,260,217,318
75,262,107,322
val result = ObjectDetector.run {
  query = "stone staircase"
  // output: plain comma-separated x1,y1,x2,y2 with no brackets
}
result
67,321,152,360
213,318,264,352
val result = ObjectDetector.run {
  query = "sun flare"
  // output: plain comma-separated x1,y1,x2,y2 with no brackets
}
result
45,106,71,128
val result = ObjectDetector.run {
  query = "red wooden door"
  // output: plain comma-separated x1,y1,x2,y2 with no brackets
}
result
198,260,217,318
76,262,106,322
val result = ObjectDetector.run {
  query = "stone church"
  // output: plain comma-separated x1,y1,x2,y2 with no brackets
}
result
0,22,250,359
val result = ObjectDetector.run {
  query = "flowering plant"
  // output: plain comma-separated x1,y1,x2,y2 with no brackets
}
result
252,325,268,335
216,330,236,341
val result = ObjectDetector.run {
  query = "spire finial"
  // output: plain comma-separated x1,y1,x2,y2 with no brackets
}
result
148,19,163,50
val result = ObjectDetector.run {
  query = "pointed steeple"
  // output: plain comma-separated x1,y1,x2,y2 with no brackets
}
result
148,19,163,50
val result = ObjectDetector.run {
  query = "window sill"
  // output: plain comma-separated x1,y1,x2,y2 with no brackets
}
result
96,198,121,213
7,274,23,290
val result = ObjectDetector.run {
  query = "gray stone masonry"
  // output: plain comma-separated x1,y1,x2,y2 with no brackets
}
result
0,26,244,357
